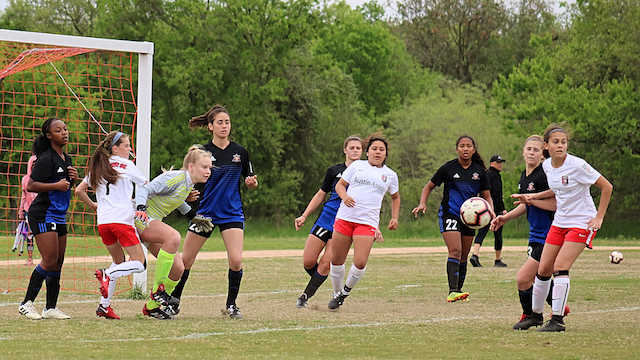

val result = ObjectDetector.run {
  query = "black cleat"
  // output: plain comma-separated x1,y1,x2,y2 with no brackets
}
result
513,312,544,330
494,259,508,267
328,292,349,311
297,293,308,309
470,254,482,268
142,304,175,320
538,315,566,332
150,284,180,307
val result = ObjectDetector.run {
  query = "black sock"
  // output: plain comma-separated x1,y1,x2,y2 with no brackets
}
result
519,286,533,315
45,271,61,309
447,258,460,292
305,263,318,277
172,269,190,300
303,270,328,299
23,265,48,304
546,279,554,306
226,269,243,307
457,262,468,290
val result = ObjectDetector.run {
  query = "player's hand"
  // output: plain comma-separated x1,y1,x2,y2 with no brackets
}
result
67,166,78,182
134,205,149,228
185,189,200,202
342,196,355,207
56,178,71,191
18,212,25,220
412,204,426,218
192,214,214,232
245,175,258,189
490,215,507,231
89,201,98,211
587,216,603,231
294,215,306,231
511,193,532,205
388,218,398,231
374,228,384,243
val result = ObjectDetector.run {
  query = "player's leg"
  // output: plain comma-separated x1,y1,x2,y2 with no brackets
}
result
42,230,70,320
457,234,474,292
532,237,562,316
329,222,353,295
221,226,244,319
298,233,329,308
443,231,467,302
493,226,507,267
19,229,58,320
513,255,544,330
171,229,209,301
471,225,488,267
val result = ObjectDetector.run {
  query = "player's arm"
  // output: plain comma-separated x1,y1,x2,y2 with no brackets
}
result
588,175,613,230
412,181,436,217
388,191,400,230
75,179,97,211
490,203,526,231
295,189,328,230
527,197,556,212
335,178,354,207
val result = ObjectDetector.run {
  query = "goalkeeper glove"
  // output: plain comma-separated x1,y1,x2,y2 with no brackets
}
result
134,205,149,228
191,214,213,233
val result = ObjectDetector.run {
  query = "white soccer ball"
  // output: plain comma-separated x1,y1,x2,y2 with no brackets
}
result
459,197,493,230
610,251,623,264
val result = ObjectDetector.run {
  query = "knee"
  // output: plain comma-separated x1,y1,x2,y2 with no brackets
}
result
164,232,182,252
229,257,242,272
303,258,317,270
448,249,462,259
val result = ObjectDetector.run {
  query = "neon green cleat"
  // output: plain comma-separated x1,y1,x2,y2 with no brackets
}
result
447,291,470,302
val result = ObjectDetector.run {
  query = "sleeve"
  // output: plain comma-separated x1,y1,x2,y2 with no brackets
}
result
135,172,176,207
479,168,491,192
126,160,148,186
241,148,254,178
430,164,447,187
537,170,550,191
575,158,601,185
319,166,336,193
176,202,192,215
30,152,54,183
387,172,399,195
82,175,91,186
340,161,358,184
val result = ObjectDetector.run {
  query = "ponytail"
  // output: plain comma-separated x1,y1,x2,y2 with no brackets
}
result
456,135,486,169
188,105,229,130
32,118,57,156
182,145,212,170
87,131,128,189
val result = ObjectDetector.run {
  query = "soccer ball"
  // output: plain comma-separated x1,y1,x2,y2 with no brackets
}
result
459,197,493,229
610,251,623,264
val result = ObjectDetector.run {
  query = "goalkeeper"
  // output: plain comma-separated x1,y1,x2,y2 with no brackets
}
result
134,145,213,319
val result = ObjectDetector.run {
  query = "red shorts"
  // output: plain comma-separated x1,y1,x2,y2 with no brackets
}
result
98,223,141,247
545,225,597,249
333,219,376,237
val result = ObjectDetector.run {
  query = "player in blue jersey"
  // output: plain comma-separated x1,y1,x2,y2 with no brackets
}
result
490,135,560,330
173,105,258,319
19,118,78,320
412,135,493,302
293,135,363,308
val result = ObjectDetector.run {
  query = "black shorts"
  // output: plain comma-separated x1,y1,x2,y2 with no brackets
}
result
310,225,332,243
528,241,544,262
187,221,244,239
439,211,474,237
28,220,68,237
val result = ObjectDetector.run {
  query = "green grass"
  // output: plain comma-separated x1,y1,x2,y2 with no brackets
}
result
0,248,639,359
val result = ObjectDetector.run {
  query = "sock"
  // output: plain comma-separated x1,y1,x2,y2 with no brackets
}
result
551,276,570,316
24,265,49,304
226,269,243,307
330,263,345,294
345,264,366,290
305,263,319,277
164,278,179,296
172,269,190,300
153,249,176,293
303,270,328,299
45,271,61,310
546,279,554,306
100,277,117,307
532,274,551,314
519,286,533,315
446,258,461,292
105,260,145,280
457,262,468,290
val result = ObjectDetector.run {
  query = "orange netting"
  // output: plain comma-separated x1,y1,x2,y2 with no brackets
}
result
0,41,139,294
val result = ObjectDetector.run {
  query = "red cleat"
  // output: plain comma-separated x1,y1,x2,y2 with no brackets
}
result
96,304,120,320
95,269,110,298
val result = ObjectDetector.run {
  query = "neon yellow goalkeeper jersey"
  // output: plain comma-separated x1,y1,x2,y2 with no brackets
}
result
135,170,194,221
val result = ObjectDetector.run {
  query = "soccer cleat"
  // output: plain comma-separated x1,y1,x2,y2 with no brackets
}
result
494,259,508,267
538,315,566,332
166,303,180,316
447,291,469,302
18,300,42,320
150,284,180,307
96,304,120,320
328,291,349,310
226,304,243,319
513,312,544,330
297,293,308,309
41,308,71,320
95,269,110,298
470,254,482,268
142,304,175,320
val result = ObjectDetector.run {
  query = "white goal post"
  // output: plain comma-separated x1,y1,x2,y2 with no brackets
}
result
0,29,153,292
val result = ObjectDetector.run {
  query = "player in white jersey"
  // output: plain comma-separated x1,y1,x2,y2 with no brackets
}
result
76,131,148,319
133,146,214,319
513,124,612,332
328,132,400,311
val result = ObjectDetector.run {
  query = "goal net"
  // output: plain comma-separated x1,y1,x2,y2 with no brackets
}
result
0,30,152,294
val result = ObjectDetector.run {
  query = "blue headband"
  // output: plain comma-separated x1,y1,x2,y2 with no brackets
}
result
110,132,125,148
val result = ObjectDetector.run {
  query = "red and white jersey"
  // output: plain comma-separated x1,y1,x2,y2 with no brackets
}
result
335,160,399,228
83,155,147,226
542,154,601,229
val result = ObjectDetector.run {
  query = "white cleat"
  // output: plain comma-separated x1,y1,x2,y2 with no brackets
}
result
18,300,42,320
41,308,71,320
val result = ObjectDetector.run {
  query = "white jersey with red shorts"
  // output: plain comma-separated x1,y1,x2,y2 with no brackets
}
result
335,160,399,229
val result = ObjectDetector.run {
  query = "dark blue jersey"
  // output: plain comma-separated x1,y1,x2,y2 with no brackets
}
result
28,148,72,224
313,163,347,231
197,141,253,224
518,164,554,244
431,159,490,217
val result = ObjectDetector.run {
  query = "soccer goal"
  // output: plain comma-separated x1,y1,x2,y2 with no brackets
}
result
0,29,152,294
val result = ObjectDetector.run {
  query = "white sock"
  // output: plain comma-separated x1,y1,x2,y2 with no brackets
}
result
532,276,551,314
330,263,345,294
100,277,117,307
551,277,570,316
105,260,145,279
345,264,366,291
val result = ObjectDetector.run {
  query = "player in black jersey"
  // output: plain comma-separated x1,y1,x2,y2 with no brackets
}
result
18,118,78,320
412,135,493,302
293,135,363,308
173,105,258,319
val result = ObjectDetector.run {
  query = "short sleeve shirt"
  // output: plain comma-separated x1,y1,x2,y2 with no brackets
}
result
518,164,554,244
431,159,491,217
314,163,347,230
28,148,72,224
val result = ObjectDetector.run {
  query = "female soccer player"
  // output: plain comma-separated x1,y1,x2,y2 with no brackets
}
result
328,132,400,311
76,131,148,319
412,135,494,302
172,105,258,319
515,124,612,332
489,135,559,330
134,145,213,320
19,118,78,320
18,155,37,265
294,135,363,308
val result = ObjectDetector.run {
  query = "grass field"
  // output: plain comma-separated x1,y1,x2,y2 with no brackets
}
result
1,246,639,359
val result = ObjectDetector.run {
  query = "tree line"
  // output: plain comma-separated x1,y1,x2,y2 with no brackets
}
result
1,0,637,222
